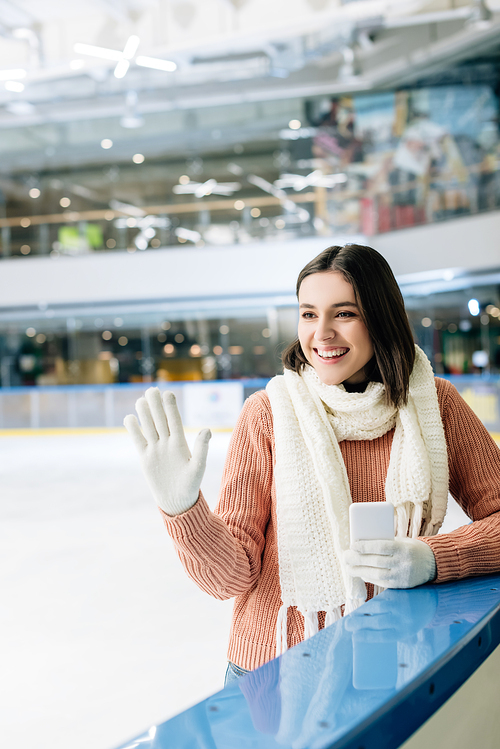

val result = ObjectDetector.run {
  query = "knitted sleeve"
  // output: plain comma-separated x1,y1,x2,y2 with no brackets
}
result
159,391,274,600
421,378,500,583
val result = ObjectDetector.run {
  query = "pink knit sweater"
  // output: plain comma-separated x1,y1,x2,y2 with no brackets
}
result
161,378,500,671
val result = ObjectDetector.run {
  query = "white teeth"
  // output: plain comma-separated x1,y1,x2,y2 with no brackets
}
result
317,348,348,359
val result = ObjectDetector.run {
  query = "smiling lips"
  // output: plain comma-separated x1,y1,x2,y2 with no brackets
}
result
315,347,349,360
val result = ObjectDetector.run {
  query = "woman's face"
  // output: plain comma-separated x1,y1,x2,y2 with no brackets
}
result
297,271,374,386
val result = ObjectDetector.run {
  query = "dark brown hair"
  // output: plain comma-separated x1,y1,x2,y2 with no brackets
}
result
282,244,415,407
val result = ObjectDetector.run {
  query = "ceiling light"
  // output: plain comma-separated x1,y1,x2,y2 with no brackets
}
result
74,43,123,61
136,56,177,72
132,153,145,164
275,171,347,191
0,69,26,81
74,38,175,81
29,188,40,199
109,199,145,217
121,114,144,129
175,227,201,243
6,101,35,115
123,35,140,60
101,139,113,149
173,179,241,196
468,299,480,316
60,197,71,207
5,81,25,92
289,119,301,130
114,59,130,79
13,28,32,39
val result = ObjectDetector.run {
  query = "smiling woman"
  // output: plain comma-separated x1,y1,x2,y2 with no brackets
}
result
283,243,415,406
124,243,500,687
297,272,374,387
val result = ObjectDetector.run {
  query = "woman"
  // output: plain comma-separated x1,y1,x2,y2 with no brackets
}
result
124,244,500,685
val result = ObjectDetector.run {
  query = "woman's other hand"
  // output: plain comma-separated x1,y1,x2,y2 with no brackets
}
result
124,387,211,516
343,537,437,589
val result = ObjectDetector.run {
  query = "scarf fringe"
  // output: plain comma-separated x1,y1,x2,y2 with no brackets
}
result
303,611,319,640
277,605,346,656
276,604,288,656
344,597,365,615
325,607,343,628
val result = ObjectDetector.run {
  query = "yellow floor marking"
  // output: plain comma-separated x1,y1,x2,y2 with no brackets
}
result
0,429,498,441
0,427,233,437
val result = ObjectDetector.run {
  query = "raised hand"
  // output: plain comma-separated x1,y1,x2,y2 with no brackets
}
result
124,387,211,516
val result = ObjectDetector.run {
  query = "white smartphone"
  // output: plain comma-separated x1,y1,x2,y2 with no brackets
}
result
349,502,395,545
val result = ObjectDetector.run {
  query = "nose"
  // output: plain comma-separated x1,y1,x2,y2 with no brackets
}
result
314,316,335,342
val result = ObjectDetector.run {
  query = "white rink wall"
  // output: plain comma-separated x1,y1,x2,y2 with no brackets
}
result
1,211,500,311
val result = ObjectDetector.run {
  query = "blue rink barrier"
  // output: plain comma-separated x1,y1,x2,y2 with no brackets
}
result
113,575,500,749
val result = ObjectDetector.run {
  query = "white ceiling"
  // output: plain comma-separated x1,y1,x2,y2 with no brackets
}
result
0,0,499,169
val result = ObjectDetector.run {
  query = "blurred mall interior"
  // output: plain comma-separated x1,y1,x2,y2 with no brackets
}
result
1,0,500,416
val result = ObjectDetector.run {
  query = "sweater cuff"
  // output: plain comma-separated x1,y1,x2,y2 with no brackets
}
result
420,534,461,583
158,491,212,541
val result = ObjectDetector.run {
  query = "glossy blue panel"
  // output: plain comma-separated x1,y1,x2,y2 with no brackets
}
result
114,575,500,749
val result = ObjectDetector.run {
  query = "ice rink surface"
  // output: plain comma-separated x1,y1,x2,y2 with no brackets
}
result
1,428,470,749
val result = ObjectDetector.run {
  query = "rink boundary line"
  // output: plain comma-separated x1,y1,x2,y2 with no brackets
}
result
0,428,498,443
0,426,234,437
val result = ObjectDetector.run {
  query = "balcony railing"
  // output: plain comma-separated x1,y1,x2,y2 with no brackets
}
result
1,159,499,260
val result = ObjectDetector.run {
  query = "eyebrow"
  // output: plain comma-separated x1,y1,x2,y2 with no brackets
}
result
299,301,358,309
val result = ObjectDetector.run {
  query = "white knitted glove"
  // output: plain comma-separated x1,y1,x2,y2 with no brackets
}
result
124,387,211,516
343,538,437,589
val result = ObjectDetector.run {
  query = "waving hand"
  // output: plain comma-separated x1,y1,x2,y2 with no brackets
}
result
124,387,211,516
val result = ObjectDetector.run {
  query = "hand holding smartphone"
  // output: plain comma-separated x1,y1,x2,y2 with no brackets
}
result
349,502,395,545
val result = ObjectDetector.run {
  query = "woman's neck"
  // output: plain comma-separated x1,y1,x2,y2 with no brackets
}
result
342,380,369,393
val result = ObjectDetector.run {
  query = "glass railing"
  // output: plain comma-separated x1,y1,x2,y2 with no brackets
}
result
1,159,499,260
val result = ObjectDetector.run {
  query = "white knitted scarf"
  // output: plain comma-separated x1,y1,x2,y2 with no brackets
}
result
266,346,448,656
